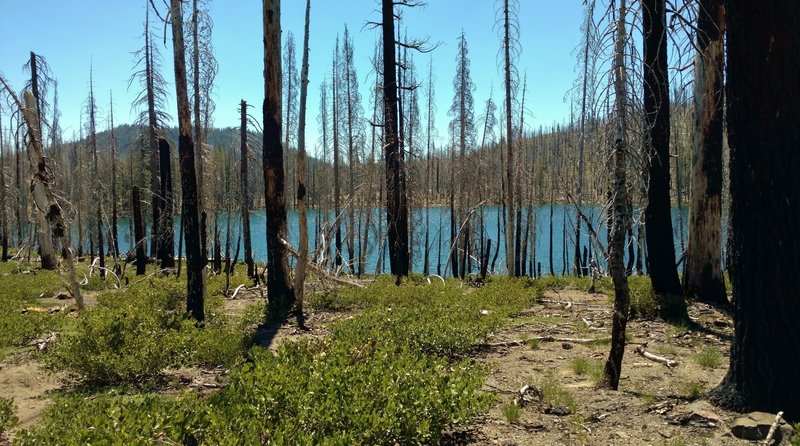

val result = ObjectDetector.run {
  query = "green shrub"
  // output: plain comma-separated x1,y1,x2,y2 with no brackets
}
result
45,278,252,383
570,357,604,384
541,378,576,413
681,381,703,400
0,396,18,434
19,340,491,445
44,305,181,383
202,340,491,445
14,393,203,445
694,347,723,369
502,403,521,423
0,265,68,359
628,277,659,319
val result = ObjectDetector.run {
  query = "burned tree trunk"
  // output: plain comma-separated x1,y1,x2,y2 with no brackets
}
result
293,0,311,325
133,186,147,275
642,0,685,317
6,85,84,308
599,0,631,391
263,0,295,316
170,0,206,322
239,100,254,278
710,0,800,420
158,137,175,268
502,0,515,277
682,0,727,306
0,107,8,261
382,0,409,278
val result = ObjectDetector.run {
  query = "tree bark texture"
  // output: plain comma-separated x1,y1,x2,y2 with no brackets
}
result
133,185,147,275
382,0,409,278
170,0,206,322
711,0,800,421
642,0,685,316
682,0,727,306
263,0,296,316
158,137,175,268
600,0,631,391
239,100,255,278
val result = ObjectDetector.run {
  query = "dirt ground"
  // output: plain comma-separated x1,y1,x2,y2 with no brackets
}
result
451,288,761,446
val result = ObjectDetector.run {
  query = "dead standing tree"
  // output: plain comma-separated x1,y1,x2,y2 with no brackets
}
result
642,0,686,319
599,0,631,391
711,0,800,420
0,77,84,308
263,0,295,317
682,0,727,306
130,1,171,259
239,100,255,278
377,0,431,281
293,0,311,326
169,0,206,322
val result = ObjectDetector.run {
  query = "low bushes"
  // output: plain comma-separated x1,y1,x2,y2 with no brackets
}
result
44,277,253,384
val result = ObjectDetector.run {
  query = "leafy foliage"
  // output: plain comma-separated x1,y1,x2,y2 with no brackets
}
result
0,396,18,434
44,277,252,384
0,264,68,359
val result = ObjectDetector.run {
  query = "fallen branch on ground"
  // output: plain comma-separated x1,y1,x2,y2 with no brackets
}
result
483,336,600,348
635,343,678,368
763,411,784,445
280,238,365,288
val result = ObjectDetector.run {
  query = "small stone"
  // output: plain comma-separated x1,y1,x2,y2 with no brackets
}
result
561,343,573,350
730,411,790,442
545,406,572,416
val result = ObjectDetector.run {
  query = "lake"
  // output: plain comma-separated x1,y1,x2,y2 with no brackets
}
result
111,204,714,276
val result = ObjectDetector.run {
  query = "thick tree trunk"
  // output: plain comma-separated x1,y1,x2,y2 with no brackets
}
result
682,0,727,306
710,0,800,420
133,186,147,275
383,0,409,278
263,0,295,316
642,0,685,315
599,0,631,391
239,100,255,278
170,0,205,322
158,137,175,268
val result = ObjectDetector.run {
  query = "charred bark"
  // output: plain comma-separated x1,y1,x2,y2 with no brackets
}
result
710,0,800,421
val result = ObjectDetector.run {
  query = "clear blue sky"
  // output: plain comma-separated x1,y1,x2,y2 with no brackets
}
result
0,0,586,155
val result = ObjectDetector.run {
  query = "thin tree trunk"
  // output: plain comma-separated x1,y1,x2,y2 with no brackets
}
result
158,137,175,268
145,5,161,259
599,0,631,391
240,100,255,278
332,44,343,269
293,0,311,326
109,94,120,274
170,0,205,322
133,186,147,275
503,0,515,277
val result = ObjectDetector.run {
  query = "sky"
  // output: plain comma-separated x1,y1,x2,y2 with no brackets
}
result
0,0,587,156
